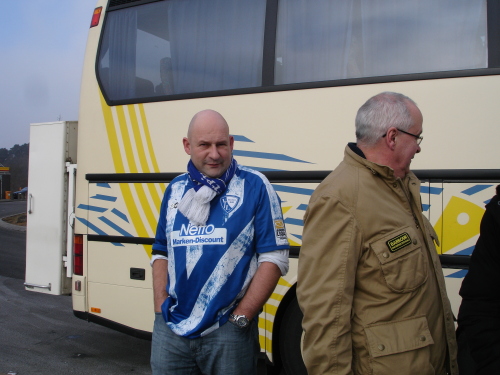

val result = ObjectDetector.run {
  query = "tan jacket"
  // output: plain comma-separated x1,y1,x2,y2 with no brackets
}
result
297,145,458,375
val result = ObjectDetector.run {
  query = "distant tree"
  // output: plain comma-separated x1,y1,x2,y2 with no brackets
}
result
2,144,29,192
9,143,29,159
0,148,8,164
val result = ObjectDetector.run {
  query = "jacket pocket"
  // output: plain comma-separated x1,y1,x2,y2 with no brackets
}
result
364,316,435,375
370,225,428,293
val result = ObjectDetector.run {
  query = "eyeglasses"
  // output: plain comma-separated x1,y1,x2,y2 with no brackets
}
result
383,128,423,145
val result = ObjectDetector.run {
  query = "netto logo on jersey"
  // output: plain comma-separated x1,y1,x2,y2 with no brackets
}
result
180,223,216,236
171,223,227,247
386,232,412,253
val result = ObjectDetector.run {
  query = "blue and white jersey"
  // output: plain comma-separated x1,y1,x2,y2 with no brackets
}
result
152,166,289,338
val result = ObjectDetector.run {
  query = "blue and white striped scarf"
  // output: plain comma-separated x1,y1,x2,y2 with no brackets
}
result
178,159,237,225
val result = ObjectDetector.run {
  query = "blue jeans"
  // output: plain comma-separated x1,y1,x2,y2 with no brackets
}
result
151,312,260,375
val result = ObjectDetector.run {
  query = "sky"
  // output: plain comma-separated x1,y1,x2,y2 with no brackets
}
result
0,0,99,150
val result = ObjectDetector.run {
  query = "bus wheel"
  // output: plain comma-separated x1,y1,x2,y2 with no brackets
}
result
278,295,307,375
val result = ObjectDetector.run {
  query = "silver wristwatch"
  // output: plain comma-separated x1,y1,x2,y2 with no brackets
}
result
229,313,250,328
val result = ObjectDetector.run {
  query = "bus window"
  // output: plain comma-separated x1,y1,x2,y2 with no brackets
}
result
98,0,267,102
275,0,487,84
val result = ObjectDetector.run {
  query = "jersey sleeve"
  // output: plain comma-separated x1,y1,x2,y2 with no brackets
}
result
152,185,170,257
253,173,290,254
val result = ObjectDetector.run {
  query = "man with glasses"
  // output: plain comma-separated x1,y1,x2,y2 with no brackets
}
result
297,92,458,375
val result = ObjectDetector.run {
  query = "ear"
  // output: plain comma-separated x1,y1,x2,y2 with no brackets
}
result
384,127,398,151
229,135,234,151
183,137,191,155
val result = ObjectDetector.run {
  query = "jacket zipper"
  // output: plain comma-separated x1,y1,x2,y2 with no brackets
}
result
397,179,420,229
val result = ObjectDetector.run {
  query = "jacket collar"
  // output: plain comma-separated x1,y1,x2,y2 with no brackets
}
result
345,142,404,181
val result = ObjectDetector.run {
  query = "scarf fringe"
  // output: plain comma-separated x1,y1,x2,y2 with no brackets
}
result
178,185,217,226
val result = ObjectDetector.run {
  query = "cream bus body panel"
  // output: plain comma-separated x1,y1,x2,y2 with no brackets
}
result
75,61,498,322
87,240,153,332
74,81,496,343
435,182,497,315
76,77,500,187
72,0,499,365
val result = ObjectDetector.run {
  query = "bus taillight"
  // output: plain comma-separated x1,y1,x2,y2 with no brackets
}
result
74,234,84,276
90,7,102,28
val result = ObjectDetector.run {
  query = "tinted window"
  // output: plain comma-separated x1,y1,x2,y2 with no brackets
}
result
98,0,489,102
275,0,488,84
98,0,266,101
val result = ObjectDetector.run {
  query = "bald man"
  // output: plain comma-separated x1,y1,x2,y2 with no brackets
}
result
150,110,289,375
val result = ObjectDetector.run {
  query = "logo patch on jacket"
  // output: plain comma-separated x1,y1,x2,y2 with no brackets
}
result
386,232,412,253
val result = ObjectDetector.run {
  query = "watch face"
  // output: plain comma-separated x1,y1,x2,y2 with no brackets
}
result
236,316,249,327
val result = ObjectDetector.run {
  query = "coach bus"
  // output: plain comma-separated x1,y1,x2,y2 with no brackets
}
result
25,1,500,374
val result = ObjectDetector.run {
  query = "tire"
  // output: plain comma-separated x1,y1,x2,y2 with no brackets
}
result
278,294,307,375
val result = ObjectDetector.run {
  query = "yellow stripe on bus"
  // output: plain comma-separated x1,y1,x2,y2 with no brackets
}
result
278,277,292,288
100,93,125,173
132,183,158,234
138,104,161,173
269,292,285,302
100,93,149,239
125,105,163,233
116,106,138,172
259,334,274,354
128,105,150,172
264,303,278,317
259,317,274,332
137,104,166,209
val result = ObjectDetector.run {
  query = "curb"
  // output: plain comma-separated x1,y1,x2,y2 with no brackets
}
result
0,214,27,232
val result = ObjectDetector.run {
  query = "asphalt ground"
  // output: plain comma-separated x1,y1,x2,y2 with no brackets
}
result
0,275,152,375
0,200,274,375
0,200,152,374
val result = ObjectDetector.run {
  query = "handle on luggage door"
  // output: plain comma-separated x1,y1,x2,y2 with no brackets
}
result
28,193,33,214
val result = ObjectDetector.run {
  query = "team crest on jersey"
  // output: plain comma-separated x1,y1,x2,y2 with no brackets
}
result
220,195,240,214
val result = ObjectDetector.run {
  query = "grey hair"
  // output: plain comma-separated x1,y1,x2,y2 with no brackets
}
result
355,92,418,145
